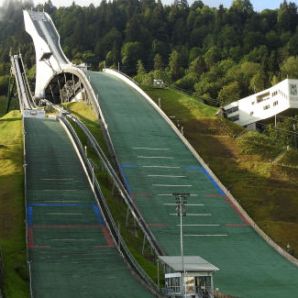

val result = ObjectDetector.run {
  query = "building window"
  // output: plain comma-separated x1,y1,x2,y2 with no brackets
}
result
257,92,270,103
273,101,278,106
290,84,298,96
225,106,239,114
229,115,240,122
263,105,270,110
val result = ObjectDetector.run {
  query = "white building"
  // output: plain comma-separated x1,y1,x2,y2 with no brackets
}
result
223,79,298,128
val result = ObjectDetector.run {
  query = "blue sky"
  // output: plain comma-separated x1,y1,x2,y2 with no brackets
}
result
199,0,296,11
0,0,295,11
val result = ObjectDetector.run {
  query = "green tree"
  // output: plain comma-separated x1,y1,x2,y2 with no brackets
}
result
121,42,143,74
271,75,279,86
204,47,221,69
154,54,164,70
277,1,298,32
281,56,298,79
250,72,265,92
218,81,241,105
188,56,206,76
168,50,184,81
231,0,254,14
136,59,145,75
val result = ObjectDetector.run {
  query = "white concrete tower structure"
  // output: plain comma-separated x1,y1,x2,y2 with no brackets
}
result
23,10,71,99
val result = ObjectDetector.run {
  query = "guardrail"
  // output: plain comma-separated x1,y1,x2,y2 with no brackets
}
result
22,117,34,298
45,100,163,257
66,113,163,256
10,54,36,111
62,67,124,179
59,115,164,297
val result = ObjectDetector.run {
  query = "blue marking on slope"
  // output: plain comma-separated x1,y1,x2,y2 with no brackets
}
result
92,204,104,225
185,165,203,172
27,207,33,226
199,167,225,195
119,164,132,194
121,162,138,168
29,203,82,207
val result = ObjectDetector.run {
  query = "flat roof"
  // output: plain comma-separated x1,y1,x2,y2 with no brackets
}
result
158,256,219,273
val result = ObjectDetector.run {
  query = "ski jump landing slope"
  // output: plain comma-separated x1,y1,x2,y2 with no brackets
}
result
25,117,153,298
88,70,298,298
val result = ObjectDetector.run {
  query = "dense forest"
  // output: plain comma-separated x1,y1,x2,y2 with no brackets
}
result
1,0,298,106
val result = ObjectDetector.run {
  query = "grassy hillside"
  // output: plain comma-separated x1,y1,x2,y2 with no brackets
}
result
0,111,29,297
145,87,298,258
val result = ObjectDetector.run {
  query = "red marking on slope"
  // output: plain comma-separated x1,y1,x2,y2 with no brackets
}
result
224,198,250,225
33,224,101,229
206,193,225,198
225,223,249,227
27,227,49,249
101,226,114,247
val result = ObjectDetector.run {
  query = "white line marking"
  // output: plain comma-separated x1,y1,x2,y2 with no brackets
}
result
148,175,186,178
164,203,204,207
133,147,170,151
51,239,96,241
48,213,82,216
142,166,180,169
157,194,173,196
184,234,228,237
43,201,81,203
154,184,192,187
41,190,77,192
170,213,211,216
157,193,198,197
41,178,74,181
138,156,174,159
177,224,220,227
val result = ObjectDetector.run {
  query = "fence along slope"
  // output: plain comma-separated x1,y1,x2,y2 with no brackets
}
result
87,70,298,298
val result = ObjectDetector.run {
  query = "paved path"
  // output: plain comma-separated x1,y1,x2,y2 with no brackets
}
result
89,71,298,298
25,117,153,298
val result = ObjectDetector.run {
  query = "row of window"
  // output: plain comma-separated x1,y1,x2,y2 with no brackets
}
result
227,99,280,121
256,91,270,103
253,90,287,106
263,100,279,111
225,106,239,114
228,114,240,122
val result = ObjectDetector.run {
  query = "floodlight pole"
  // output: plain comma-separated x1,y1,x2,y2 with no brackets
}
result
173,193,189,298
180,200,185,298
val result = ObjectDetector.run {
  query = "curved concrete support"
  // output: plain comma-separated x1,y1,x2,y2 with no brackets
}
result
24,10,71,98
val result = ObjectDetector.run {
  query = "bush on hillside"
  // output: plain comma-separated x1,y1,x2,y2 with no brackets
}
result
237,131,283,160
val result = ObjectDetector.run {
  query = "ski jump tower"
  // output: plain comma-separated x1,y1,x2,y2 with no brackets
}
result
23,10,71,99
